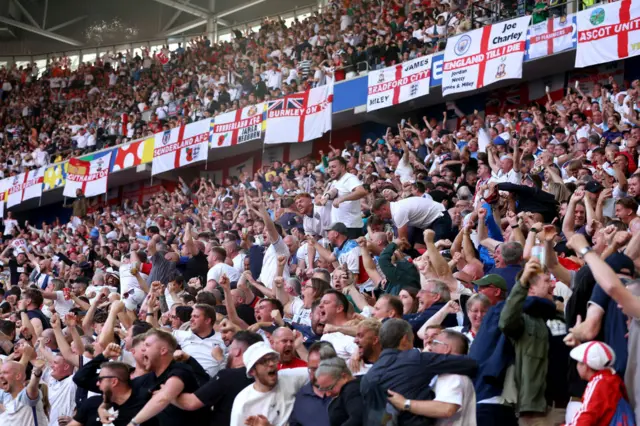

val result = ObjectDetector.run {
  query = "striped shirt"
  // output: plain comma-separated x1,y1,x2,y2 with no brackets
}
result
297,60,312,79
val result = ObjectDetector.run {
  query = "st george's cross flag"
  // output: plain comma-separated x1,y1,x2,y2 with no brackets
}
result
526,14,576,60
210,103,266,148
264,85,333,144
152,119,210,176
366,56,432,112
63,151,113,198
443,16,531,96
576,0,640,68
6,167,45,208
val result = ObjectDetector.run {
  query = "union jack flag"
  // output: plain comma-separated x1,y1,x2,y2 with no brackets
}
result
268,96,306,111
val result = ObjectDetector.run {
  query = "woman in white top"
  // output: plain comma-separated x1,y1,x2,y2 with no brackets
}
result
276,276,331,327
418,294,491,346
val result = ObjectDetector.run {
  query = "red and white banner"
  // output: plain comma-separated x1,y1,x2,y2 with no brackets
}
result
63,153,112,198
366,56,432,112
152,119,210,175
526,14,576,60
210,103,266,148
264,85,333,144
443,16,531,96
6,167,45,208
576,0,640,68
157,51,169,65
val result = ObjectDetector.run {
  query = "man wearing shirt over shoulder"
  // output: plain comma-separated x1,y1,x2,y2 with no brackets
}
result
125,329,205,426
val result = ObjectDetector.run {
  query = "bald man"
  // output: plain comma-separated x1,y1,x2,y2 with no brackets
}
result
271,327,307,370
0,360,48,426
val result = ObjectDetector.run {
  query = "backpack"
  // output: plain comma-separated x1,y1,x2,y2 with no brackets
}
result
609,396,637,426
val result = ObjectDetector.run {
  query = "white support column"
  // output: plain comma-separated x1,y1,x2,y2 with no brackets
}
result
42,0,48,29
208,0,216,43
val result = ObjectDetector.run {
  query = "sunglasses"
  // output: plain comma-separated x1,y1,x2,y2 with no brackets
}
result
97,376,118,382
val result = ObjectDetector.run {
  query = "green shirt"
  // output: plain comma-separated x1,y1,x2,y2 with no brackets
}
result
532,2,549,24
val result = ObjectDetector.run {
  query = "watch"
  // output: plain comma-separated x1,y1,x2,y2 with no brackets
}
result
578,246,593,257
403,399,411,412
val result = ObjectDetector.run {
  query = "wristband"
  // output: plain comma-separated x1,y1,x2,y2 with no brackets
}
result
33,371,43,378
146,312,154,316
530,228,539,233
510,224,519,229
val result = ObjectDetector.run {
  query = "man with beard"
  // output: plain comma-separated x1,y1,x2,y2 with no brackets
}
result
230,342,308,426
125,329,204,426
172,304,225,377
271,327,307,369
71,362,156,426
291,300,325,349
0,360,47,426
352,318,382,376
171,331,263,426
290,342,338,426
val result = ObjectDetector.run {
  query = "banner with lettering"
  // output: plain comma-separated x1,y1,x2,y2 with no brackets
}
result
210,103,266,148
152,119,210,176
6,167,45,208
575,0,640,68
443,16,531,96
264,84,333,144
366,56,432,112
63,151,113,198
526,14,576,60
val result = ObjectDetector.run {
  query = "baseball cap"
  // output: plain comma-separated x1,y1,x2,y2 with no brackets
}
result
570,341,616,371
584,181,603,193
473,274,507,291
328,222,348,235
605,252,635,276
493,136,506,146
243,341,279,378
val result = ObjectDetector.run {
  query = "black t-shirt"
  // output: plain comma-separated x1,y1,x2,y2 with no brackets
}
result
7,258,32,286
136,361,207,426
183,251,208,284
194,367,254,426
236,304,257,326
74,389,159,426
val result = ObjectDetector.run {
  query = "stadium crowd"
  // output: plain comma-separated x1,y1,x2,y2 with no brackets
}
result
0,0,522,175
0,64,639,425
1,0,640,426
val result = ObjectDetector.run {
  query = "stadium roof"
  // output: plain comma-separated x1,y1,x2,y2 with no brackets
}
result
0,0,319,56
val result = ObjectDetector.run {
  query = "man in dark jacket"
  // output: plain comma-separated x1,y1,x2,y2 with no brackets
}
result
361,319,478,426
499,258,567,425
496,181,559,224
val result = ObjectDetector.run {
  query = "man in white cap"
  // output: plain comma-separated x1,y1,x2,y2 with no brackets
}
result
229,341,308,426
565,341,631,426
